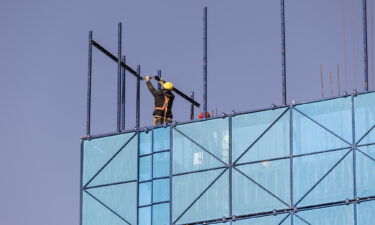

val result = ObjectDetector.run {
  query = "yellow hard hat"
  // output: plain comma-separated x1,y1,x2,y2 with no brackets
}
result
163,82,173,90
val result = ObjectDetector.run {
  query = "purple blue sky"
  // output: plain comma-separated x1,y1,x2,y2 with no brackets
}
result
0,0,374,225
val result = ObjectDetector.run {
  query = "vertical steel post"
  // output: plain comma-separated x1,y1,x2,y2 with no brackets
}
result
289,108,294,225
157,70,162,90
228,116,233,221
169,126,173,225
136,131,140,225
320,64,324,98
330,72,333,96
136,65,141,128
337,64,341,95
117,23,122,132
203,7,208,118
351,95,358,225
86,31,93,136
79,142,84,225
363,0,369,91
150,128,154,224
281,0,287,105
190,91,195,120
121,56,126,131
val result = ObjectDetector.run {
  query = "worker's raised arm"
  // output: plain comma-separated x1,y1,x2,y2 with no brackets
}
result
145,76,157,96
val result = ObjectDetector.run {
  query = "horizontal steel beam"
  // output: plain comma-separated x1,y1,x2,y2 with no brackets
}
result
91,40,139,78
91,40,200,108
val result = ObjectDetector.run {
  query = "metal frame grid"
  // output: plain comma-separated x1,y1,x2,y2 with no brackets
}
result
80,91,375,225
138,127,171,225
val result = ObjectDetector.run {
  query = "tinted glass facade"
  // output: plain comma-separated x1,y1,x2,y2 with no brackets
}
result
81,92,375,225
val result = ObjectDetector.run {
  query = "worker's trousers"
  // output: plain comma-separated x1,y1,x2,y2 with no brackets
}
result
154,116,172,126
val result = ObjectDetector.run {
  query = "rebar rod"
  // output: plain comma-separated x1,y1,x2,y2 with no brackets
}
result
203,6,208,118
86,31,93,136
117,23,122,132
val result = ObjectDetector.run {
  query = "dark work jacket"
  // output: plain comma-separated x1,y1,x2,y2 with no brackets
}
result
146,81,175,118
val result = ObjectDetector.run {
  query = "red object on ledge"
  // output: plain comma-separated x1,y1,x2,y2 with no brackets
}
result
198,112,211,119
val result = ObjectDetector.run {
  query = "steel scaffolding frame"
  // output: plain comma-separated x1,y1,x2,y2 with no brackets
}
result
84,1,371,137
81,91,375,225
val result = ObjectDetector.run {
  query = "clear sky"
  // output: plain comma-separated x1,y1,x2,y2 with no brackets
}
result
0,0,374,225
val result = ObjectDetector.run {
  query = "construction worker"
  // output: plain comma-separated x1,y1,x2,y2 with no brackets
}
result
145,76,175,125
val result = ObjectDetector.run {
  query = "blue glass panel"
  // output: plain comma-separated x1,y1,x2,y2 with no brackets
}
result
357,200,375,225
172,169,224,223
238,112,290,164
233,214,290,225
152,203,170,225
83,132,134,185
295,97,352,143
175,118,229,164
173,129,224,174
139,182,151,206
153,179,170,203
140,132,152,155
354,92,375,144
177,170,229,224
140,156,152,181
293,149,353,207
293,109,350,155
153,152,170,178
232,108,288,162
295,205,353,225
139,206,151,225
88,137,138,187
82,192,127,225
235,159,290,207
356,146,375,198
153,127,170,152
233,167,287,216
87,182,137,225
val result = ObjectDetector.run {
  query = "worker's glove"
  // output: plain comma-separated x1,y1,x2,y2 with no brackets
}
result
145,76,151,81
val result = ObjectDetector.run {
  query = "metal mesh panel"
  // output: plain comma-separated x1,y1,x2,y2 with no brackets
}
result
234,159,290,212
153,127,170,152
295,98,352,143
153,179,170,203
357,200,375,224
232,167,288,216
138,206,151,225
87,182,137,224
152,203,170,225
293,149,353,207
232,108,289,162
153,152,170,178
83,133,135,185
172,130,224,174
88,137,138,187
354,92,375,144
140,156,152,181
82,192,128,225
176,170,229,224
174,118,229,165
139,182,152,206
295,205,354,225
293,108,350,155
356,145,375,198
172,169,225,223
140,131,152,156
